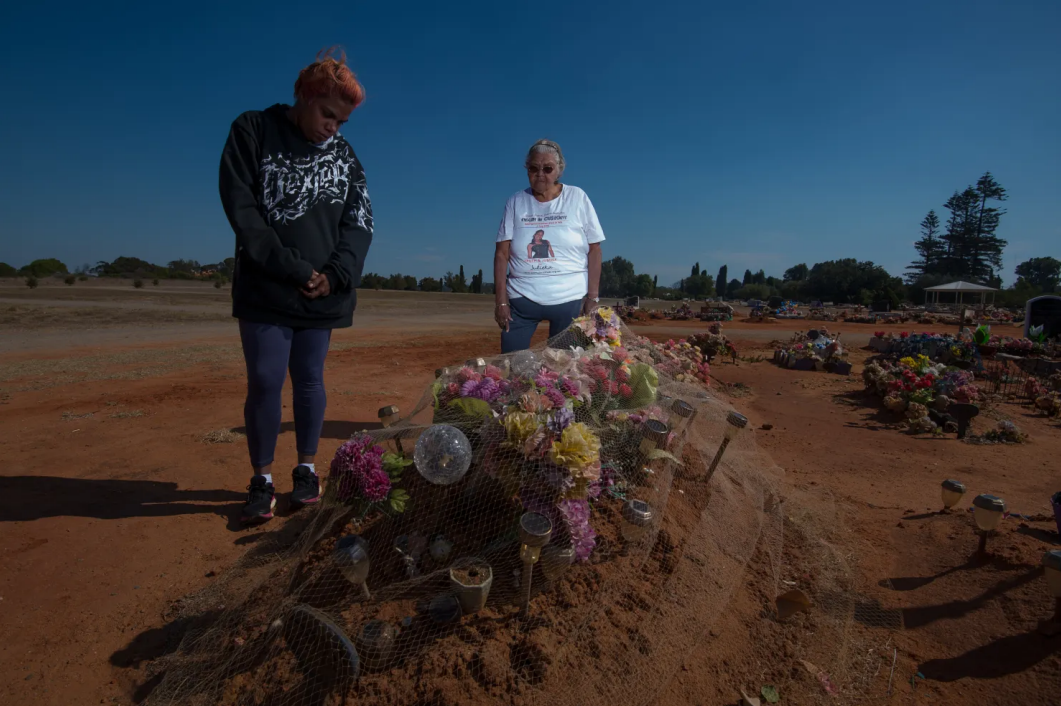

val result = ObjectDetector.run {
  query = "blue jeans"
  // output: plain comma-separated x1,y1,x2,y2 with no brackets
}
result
239,321,332,468
501,297,584,353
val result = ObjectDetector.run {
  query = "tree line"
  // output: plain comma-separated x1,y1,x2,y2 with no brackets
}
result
0,257,236,282
358,265,493,294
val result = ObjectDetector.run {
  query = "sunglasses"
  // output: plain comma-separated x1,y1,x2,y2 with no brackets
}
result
526,165,556,175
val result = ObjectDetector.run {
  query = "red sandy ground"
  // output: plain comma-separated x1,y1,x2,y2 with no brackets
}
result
1,316,1058,706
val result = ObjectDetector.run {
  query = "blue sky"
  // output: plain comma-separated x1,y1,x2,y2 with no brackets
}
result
2,0,1059,286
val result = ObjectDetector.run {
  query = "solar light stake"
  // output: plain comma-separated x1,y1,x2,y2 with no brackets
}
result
972,494,1006,556
704,412,748,483
333,535,372,601
518,512,553,617
639,419,669,458
378,405,400,428
621,500,653,546
670,399,696,440
941,479,967,512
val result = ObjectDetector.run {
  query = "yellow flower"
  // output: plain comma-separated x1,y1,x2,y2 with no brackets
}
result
503,411,540,448
549,422,601,479
899,356,916,368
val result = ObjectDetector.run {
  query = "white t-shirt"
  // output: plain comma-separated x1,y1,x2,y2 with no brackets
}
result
495,185,606,306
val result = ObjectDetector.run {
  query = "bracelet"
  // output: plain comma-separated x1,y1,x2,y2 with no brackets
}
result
497,302,509,307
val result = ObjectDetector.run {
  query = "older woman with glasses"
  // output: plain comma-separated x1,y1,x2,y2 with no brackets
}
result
493,139,605,352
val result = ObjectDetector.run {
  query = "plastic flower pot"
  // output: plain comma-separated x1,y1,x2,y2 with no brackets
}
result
794,358,815,372
449,560,493,615
833,361,852,375
813,359,824,372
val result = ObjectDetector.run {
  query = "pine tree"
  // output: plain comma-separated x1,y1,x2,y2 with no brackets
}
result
906,210,945,282
970,172,1007,281
715,265,727,298
652,275,658,294
742,269,752,285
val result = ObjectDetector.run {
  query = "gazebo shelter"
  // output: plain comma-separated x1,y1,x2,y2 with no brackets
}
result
923,280,997,307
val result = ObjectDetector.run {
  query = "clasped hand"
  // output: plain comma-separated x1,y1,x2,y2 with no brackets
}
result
301,271,331,299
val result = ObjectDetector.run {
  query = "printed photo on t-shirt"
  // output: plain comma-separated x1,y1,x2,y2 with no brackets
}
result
526,230,555,260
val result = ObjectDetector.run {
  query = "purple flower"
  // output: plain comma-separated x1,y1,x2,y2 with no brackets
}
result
461,377,501,402
543,387,566,409
548,407,574,434
558,498,597,562
560,377,580,397
330,435,391,503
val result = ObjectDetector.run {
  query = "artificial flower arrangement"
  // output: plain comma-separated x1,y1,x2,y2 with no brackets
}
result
330,435,413,515
688,323,737,364
417,308,697,564
981,333,1056,358
773,329,847,369
871,331,978,364
966,420,1029,445
862,357,981,433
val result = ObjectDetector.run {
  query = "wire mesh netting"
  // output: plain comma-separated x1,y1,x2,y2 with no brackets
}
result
145,309,892,706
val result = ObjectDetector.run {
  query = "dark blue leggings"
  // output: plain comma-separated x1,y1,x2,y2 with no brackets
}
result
239,321,332,468
501,297,584,353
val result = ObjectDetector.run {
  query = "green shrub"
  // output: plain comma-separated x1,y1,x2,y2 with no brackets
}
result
26,276,38,289
77,274,88,282
64,275,76,286
214,280,223,289
133,279,144,289
152,278,160,286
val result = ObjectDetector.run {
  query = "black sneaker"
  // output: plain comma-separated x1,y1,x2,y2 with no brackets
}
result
290,465,321,509
242,476,276,523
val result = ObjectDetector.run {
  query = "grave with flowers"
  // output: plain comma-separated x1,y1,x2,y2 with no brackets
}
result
170,305,784,706
772,329,851,375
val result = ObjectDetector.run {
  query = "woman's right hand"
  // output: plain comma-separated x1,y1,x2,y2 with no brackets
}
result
495,301,512,332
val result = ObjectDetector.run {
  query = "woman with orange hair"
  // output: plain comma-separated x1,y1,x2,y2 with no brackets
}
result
219,49,373,523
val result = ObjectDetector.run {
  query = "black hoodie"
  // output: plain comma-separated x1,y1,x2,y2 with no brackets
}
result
219,104,373,329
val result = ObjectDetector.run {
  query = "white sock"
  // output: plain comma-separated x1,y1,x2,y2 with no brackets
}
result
258,473,273,485
299,463,316,476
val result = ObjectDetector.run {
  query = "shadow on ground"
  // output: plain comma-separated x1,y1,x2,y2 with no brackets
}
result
0,477,243,522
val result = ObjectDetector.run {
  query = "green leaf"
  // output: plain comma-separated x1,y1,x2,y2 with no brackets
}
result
761,685,779,704
382,452,414,478
447,397,493,419
645,448,683,466
431,379,444,410
388,489,410,513
627,363,659,409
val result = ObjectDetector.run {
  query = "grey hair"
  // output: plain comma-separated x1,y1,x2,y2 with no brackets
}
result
525,139,565,172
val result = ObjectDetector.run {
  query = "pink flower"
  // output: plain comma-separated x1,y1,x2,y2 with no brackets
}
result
457,367,481,384
446,382,459,395
560,377,580,397
619,383,633,398
558,498,597,562
330,435,391,503
615,367,630,383
484,365,504,380
544,387,566,409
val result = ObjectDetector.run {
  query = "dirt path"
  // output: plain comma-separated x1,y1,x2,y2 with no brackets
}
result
0,295,1057,706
